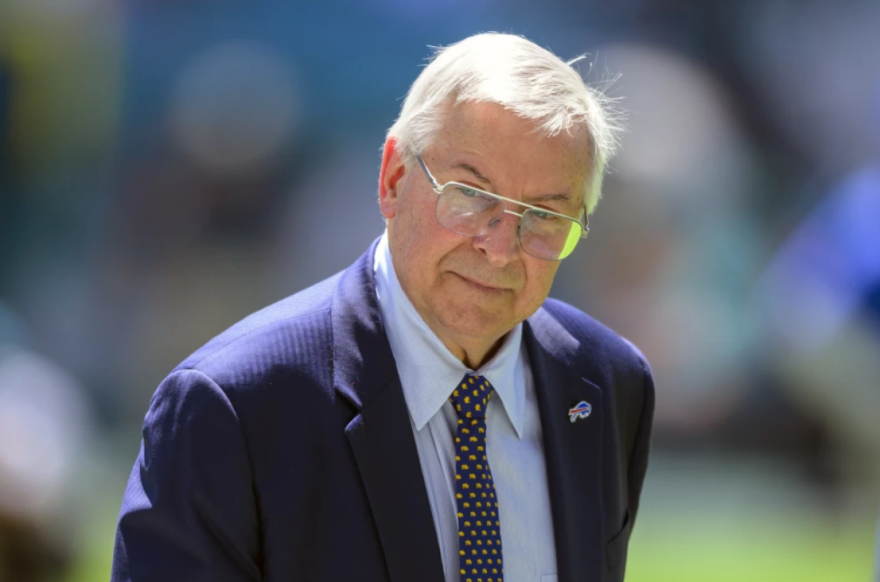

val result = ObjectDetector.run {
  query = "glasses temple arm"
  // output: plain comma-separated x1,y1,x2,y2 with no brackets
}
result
415,154,442,191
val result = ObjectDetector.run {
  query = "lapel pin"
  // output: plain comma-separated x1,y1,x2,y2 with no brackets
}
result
568,401,592,423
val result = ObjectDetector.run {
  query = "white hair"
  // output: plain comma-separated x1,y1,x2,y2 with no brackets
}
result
387,32,623,215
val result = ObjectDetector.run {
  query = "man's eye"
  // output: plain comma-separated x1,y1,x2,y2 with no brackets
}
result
459,186,480,197
532,210,552,219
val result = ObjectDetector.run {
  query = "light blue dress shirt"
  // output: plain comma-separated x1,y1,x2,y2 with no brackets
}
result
374,232,558,582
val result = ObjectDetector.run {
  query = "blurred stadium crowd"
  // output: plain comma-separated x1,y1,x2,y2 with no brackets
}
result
1,0,878,580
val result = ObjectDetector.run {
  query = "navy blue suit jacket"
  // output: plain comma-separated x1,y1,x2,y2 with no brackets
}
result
112,239,655,582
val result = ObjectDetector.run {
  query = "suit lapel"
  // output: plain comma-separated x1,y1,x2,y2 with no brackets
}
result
525,308,605,582
333,241,445,582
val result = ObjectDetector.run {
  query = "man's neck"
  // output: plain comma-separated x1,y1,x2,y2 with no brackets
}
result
435,330,506,371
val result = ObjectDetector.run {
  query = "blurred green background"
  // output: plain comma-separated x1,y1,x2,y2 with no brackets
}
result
1,0,879,580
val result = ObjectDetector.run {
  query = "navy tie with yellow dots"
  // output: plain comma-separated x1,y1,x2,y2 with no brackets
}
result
449,374,504,582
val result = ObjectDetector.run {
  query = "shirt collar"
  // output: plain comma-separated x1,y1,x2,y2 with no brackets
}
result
373,232,525,438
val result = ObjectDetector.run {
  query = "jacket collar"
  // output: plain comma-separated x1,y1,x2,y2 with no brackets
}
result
525,308,606,582
333,239,446,582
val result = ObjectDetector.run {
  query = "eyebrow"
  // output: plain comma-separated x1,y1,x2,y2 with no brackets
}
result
452,163,495,187
451,162,573,204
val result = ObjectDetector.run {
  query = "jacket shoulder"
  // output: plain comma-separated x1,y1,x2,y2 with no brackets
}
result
172,271,343,383
540,297,650,376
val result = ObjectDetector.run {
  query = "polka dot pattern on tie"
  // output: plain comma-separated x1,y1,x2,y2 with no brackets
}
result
449,374,503,582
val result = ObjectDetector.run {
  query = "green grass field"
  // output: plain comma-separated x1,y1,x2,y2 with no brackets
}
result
625,514,875,582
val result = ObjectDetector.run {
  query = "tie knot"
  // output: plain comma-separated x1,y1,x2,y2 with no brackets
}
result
449,374,494,420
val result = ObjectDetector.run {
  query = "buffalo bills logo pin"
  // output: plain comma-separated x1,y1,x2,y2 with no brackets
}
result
568,401,592,423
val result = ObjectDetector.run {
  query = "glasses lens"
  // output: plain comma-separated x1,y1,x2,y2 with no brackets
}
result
435,184,502,236
520,209,583,260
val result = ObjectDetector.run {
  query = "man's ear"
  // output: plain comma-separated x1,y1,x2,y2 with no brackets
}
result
379,137,406,220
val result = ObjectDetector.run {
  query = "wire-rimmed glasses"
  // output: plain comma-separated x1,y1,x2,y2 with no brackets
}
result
415,154,589,261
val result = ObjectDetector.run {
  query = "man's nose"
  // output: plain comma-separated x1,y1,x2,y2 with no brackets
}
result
472,211,520,266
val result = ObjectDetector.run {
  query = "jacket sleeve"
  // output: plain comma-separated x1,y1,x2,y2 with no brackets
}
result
111,369,262,582
626,357,655,528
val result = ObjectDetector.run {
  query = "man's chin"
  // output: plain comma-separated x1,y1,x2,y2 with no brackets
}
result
434,307,512,344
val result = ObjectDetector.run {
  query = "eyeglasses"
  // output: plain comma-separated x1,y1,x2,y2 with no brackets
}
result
415,154,589,261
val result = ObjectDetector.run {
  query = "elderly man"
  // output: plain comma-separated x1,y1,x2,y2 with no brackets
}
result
112,33,654,582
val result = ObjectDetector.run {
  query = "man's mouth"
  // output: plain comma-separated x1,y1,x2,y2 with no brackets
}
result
452,272,508,292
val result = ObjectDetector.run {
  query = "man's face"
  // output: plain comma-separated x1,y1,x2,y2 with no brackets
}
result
379,101,590,360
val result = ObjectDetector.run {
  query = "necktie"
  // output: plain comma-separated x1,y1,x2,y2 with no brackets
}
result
449,374,504,582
